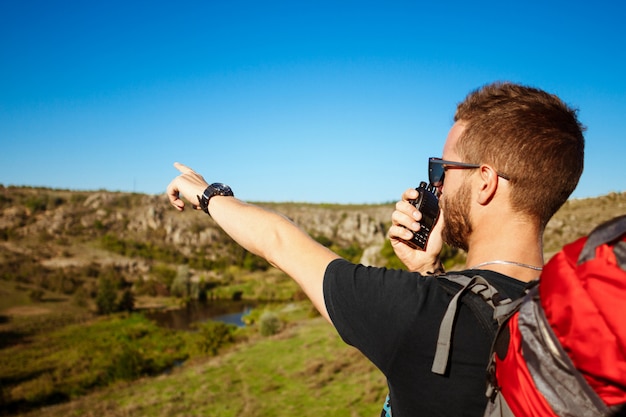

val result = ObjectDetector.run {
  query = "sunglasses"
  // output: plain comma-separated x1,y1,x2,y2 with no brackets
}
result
428,157,510,187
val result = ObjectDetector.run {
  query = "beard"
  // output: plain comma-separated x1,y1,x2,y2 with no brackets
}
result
441,180,473,252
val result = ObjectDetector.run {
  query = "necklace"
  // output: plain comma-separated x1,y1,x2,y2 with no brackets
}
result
469,260,543,271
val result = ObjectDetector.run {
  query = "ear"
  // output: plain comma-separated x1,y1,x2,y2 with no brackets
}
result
475,165,499,205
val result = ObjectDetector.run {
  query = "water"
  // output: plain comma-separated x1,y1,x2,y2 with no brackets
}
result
212,308,253,327
144,300,255,330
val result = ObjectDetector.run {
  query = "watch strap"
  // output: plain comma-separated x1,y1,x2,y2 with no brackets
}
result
197,183,234,215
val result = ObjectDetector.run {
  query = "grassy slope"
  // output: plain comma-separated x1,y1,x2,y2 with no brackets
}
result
18,317,386,417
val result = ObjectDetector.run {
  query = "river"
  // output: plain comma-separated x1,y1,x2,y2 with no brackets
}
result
144,300,255,330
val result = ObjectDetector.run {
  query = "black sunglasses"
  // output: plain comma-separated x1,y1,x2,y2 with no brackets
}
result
428,157,510,187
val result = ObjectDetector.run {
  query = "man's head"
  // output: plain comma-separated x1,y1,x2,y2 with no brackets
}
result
452,81,585,228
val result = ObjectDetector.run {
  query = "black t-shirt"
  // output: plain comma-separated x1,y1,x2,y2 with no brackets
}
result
323,259,528,417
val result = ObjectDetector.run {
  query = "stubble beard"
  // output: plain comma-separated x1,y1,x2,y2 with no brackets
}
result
441,180,473,252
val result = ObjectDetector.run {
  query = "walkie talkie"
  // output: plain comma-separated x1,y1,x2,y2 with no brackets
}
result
406,181,440,250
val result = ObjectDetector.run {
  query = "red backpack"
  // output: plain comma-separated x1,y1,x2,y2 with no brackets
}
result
485,215,626,416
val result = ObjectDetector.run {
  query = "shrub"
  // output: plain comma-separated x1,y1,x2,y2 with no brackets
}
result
117,289,135,312
24,195,48,213
96,277,118,315
197,279,209,303
150,264,177,288
134,278,168,297
72,287,89,307
170,265,190,298
259,311,282,337
105,342,144,382
195,321,236,355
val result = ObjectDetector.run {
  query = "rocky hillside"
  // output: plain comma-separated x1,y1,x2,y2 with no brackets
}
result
1,185,625,290
543,191,626,255
0,187,394,301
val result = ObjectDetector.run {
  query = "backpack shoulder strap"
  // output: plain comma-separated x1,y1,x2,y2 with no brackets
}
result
578,214,626,266
485,283,537,409
432,274,513,375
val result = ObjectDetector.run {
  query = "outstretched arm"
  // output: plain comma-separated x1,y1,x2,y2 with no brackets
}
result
388,188,445,274
166,163,340,322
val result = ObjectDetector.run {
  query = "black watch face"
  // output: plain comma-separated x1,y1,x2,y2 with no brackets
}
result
209,183,233,197
199,184,233,215
220,184,233,195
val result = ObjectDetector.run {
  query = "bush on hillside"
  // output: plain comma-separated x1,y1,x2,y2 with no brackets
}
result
259,311,282,336
195,320,236,355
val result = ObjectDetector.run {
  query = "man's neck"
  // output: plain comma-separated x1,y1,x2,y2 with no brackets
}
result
465,216,544,282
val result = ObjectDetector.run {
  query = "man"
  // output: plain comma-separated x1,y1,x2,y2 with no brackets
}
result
166,82,585,416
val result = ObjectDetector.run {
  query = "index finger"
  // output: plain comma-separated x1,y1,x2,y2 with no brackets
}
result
173,162,194,174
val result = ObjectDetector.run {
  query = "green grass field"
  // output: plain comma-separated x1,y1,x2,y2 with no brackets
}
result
10,313,386,417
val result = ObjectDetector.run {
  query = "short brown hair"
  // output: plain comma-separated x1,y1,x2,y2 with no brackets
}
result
454,82,585,227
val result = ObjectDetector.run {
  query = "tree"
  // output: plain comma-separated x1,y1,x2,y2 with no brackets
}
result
170,265,190,298
117,288,135,312
96,276,117,315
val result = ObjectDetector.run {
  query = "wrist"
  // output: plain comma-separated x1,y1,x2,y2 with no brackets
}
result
412,257,444,275
424,262,445,275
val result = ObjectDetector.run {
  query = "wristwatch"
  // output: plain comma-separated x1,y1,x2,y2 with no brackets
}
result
197,183,234,215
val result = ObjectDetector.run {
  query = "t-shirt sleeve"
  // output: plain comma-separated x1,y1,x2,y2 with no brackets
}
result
323,258,436,373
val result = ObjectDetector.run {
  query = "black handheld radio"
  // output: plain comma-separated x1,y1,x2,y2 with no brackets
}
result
406,181,440,250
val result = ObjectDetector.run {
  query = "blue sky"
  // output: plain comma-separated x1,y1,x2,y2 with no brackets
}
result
1,0,624,204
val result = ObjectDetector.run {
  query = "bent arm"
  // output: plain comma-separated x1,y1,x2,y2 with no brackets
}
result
166,163,340,322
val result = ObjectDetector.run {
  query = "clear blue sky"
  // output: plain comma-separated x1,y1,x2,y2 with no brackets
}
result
1,0,625,204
